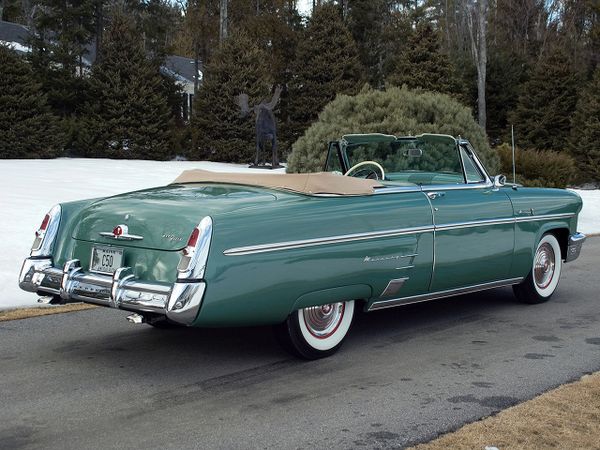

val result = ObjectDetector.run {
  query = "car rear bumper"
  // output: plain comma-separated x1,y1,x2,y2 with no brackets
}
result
18,257,205,325
566,232,586,262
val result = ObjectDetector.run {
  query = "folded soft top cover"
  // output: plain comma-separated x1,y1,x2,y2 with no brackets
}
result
172,169,383,195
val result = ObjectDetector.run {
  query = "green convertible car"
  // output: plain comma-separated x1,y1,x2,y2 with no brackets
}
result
19,133,586,359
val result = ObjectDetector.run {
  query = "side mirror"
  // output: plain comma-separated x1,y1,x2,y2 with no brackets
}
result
493,174,506,188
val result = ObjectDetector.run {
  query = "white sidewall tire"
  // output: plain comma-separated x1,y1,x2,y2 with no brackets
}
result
533,234,562,298
297,301,355,351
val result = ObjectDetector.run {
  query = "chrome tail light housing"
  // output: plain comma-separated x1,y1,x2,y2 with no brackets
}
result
176,216,212,280
31,205,61,257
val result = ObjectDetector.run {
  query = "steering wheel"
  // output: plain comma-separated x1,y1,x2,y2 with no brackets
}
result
344,161,385,180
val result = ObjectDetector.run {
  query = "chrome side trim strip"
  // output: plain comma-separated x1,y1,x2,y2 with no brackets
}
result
436,217,515,231
223,213,575,256
223,225,435,256
368,277,524,311
514,212,574,223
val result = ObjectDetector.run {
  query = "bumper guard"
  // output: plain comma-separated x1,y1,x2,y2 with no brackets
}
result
566,232,586,262
18,257,205,326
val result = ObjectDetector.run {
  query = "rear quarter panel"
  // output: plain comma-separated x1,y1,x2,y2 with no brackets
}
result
506,187,582,278
195,191,434,327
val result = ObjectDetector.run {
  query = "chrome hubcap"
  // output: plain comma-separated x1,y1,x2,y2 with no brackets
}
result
302,302,345,339
534,243,555,289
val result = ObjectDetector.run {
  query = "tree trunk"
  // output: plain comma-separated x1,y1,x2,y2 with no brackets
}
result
219,0,228,42
466,0,488,130
477,0,487,131
94,1,103,63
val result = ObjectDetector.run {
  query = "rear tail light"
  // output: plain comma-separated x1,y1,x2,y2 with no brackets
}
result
183,228,200,256
177,216,212,279
31,205,61,257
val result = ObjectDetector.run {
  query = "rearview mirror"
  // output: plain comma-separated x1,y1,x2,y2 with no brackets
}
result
404,148,423,158
493,174,506,188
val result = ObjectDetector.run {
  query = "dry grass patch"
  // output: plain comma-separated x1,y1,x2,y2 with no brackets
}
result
0,303,97,322
411,372,600,450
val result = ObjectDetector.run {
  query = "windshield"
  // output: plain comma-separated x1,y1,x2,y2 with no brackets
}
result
343,135,465,186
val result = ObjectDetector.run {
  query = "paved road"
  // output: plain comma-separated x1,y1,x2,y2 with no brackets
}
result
2,239,600,449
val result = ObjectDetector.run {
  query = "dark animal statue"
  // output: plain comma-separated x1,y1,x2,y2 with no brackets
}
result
237,86,282,168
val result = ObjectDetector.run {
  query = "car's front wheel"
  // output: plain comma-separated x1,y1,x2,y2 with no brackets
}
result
513,233,563,304
276,301,355,359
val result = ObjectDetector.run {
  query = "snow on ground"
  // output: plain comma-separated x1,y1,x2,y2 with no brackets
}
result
569,189,600,236
0,159,597,309
0,159,284,309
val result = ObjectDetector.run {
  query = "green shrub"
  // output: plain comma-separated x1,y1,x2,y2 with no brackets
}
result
286,85,497,174
496,144,576,188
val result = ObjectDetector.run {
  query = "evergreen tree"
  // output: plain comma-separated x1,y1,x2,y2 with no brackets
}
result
287,3,364,145
386,22,458,96
28,0,96,151
569,68,600,182
233,0,303,153
509,48,581,150
485,49,527,143
190,30,272,162
0,46,63,158
347,0,388,88
80,12,173,159
29,0,95,113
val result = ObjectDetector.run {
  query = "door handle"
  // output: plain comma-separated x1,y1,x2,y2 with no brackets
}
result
426,192,445,200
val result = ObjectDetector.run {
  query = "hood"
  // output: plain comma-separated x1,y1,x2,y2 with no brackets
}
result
71,184,277,251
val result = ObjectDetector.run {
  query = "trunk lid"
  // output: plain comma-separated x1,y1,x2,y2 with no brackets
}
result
71,184,277,251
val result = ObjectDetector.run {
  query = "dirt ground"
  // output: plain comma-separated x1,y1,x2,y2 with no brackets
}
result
0,303,96,321
411,372,600,449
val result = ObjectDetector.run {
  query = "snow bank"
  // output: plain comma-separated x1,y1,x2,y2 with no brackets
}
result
0,159,597,309
0,159,283,309
569,189,599,235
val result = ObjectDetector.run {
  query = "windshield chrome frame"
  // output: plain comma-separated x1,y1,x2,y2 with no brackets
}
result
327,134,494,194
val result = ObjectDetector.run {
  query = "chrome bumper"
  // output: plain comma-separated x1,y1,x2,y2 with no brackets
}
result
18,258,205,325
566,232,586,262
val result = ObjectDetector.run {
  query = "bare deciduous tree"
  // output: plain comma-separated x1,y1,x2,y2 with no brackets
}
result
465,0,488,130
219,0,228,41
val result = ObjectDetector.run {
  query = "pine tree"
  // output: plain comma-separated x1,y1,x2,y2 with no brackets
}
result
190,30,272,162
347,0,388,88
287,3,364,145
80,13,173,159
569,68,600,182
510,49,581,150
485,49,527,143
386,22,458,96
29,0,95,125
0,46,64,158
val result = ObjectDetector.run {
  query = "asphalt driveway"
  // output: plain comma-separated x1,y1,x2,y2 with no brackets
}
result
1,238,599,449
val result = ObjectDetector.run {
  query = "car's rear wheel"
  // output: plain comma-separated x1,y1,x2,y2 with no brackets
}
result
513,233,562,304
275,300,355,359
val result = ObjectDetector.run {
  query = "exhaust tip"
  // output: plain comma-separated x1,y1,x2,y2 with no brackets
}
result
126,313,145,324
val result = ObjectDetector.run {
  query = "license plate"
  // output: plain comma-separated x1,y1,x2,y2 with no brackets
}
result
90,246,123,274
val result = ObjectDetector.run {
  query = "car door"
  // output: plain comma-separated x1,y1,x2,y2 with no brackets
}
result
426,144,515,292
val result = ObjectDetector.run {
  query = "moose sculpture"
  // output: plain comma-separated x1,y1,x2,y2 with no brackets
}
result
237,86,282,169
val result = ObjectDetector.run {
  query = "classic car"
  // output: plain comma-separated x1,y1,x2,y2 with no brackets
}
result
19,133,586,359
